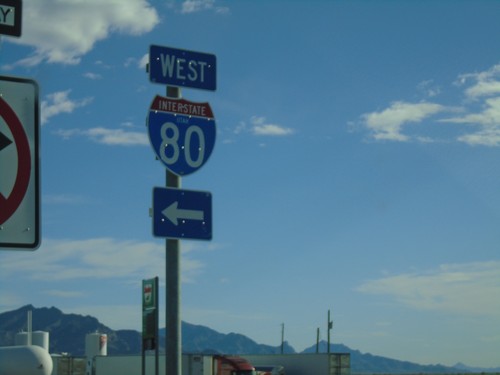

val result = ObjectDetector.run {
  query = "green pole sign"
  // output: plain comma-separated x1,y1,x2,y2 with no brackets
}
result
143,278,157,310
142,277,159,344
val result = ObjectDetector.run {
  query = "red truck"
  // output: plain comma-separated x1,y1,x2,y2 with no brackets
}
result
254,365,285,375
213,355,257,375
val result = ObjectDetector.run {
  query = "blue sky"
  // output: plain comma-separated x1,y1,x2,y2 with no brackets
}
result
1,0,500,368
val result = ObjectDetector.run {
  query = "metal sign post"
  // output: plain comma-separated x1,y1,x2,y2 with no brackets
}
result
142,277,159,375
165,85,182,375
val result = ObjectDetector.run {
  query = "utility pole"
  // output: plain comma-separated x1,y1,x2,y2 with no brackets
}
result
316,328,320,354
281,323,285,354
165,85,182,375
327,309,333,354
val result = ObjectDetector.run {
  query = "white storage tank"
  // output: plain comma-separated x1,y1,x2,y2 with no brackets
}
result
32,331,49,351
15,331,50,350
15,331,29,346
85,332,107,358
0,346,53,375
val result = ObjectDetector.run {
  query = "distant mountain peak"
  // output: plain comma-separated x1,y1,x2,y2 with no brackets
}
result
0,305,480,373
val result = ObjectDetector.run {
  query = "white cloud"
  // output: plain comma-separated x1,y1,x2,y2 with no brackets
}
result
445,63,500,146
85,127,149,146
226,117,294,142
357,63,500,146
457,128,500,147
215,6,230,15
253,124,294,136
138,54,149,69
44,289,85,298
0,238,204,284
417,80,441,98
43,193,86,205
441,97,500,146
357,261,500,316
232,121,247,135
65,304,142,331
442,98,500,125
466,81,500,99
361,101,445,141
172,0,230,15
41,90,93,125
456,64,500,99
181,0,214,13
54,127,149,146
83,72,102,80
9,0,159,65
250,116,294,136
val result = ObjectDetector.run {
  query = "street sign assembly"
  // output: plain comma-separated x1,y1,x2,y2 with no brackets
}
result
0,75,39,250
152,187,212,240
149,45,216,91
148,95,216,176
147,44,216,375
0,0,22,37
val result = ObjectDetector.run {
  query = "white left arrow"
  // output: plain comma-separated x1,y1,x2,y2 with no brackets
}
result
162,201,204,226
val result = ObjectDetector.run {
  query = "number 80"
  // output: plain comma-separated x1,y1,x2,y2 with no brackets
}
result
160,122,205,169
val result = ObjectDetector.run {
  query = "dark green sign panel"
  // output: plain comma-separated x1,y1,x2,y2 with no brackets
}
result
142,277,158,345
143,278,156,310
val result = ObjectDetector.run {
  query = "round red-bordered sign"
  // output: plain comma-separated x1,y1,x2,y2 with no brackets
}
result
0,96,31,225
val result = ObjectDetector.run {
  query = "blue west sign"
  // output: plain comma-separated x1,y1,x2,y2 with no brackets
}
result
149,45,216,91
152,187,212,240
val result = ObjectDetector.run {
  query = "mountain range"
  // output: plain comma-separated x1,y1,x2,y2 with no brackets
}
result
1,305,498,373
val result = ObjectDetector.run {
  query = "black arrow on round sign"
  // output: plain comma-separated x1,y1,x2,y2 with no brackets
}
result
0,131,12,152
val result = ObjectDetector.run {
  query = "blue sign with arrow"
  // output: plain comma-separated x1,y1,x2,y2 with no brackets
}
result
153,187,212,240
